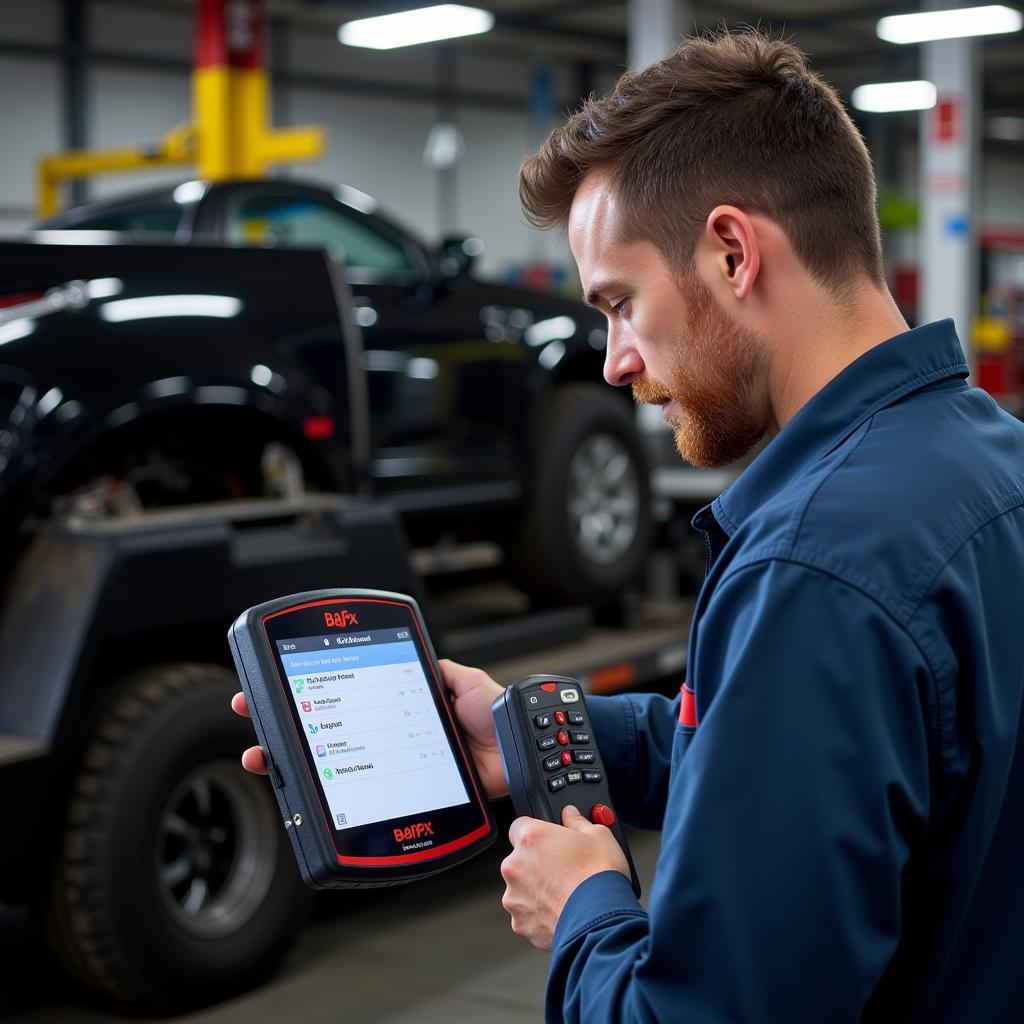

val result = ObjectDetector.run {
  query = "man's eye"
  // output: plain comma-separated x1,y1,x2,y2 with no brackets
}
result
611,298,630,316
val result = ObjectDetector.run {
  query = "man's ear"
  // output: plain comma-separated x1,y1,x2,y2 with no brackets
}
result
702,205,760,301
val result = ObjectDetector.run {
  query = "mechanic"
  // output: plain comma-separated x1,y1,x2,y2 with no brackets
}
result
234,31,1024,1023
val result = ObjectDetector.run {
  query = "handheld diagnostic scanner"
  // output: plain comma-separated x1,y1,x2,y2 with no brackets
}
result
228,589,496,889
492,674,640,897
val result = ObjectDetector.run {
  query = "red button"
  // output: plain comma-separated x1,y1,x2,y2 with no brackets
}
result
590,803,616,827
556,730,569,745
560,751,572,766
540,683,557,692
554,710,567,726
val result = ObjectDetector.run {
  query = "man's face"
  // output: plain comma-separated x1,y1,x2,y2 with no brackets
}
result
568,173,770,468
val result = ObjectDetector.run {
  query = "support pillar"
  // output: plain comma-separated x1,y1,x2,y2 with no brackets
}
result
628,0,687,70
919,30,981,364
628,0,690,439
433,45,459,237
62,0,87,206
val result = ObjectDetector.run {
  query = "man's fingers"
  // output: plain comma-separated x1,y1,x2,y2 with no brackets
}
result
241,745,268,775
508,815,532,847
508,815,570,850
439,658,478,697
440,658,500,699
561,804,592,831
510,809,594,848
232,694,267,775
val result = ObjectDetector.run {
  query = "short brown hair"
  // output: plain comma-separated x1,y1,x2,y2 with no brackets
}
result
519,31,884,294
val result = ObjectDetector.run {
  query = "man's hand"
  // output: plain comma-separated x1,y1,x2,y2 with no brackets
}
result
229,692,268,775
229,658,508,798
437,659,507,800
502,805,631,951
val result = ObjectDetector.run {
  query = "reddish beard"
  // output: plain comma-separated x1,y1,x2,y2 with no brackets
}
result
633,273,768,468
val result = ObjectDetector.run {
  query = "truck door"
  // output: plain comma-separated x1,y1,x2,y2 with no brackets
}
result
208,183,518,498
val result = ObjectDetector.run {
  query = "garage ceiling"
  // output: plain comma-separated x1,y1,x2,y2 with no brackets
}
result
113,0,1024,115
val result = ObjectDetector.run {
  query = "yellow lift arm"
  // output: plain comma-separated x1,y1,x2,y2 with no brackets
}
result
37,0,325,218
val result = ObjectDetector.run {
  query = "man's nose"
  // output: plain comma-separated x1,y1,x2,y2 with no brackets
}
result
603,326,644,387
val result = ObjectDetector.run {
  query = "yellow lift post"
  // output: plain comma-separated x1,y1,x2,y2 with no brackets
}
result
37,0,325,218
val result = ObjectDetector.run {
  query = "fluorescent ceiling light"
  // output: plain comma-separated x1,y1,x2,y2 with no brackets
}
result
339,4,494,50
423,121,465,169
100,295,242,322
877,5,1022,43
852,80,937,112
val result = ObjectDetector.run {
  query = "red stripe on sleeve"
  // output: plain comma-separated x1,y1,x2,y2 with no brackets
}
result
679,681,697,728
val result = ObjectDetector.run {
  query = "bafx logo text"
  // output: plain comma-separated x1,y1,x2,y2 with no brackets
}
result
324,609,359,628
393,821,434,843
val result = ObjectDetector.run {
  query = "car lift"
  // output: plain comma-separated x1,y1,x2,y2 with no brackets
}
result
36,0,325,217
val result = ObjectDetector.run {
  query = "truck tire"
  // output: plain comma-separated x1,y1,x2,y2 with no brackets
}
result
33,663,312,1011
511,383,652,605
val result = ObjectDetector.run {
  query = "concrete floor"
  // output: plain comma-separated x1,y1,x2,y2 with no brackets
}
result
1,820,662,1023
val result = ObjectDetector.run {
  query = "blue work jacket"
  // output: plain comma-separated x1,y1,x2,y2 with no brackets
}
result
549,320,1024,1023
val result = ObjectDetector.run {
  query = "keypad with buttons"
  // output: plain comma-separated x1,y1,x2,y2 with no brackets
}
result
495,674,639,898
529,684,601,793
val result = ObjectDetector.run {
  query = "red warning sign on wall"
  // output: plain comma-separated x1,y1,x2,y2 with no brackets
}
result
932,98,962,144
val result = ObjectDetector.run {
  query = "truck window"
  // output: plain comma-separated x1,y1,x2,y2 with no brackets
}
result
63,203,183,235
227,195,417,277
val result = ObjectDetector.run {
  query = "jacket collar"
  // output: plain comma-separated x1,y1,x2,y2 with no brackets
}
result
696,318,969,537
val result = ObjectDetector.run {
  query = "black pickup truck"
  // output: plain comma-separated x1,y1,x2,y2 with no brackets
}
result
0,197,652,1010
24,177,651,604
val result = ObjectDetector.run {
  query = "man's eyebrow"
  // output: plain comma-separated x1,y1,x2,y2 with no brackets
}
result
584,280,627,308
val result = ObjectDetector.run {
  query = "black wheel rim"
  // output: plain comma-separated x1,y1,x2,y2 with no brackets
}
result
567,432,641,566
155,760,278,939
